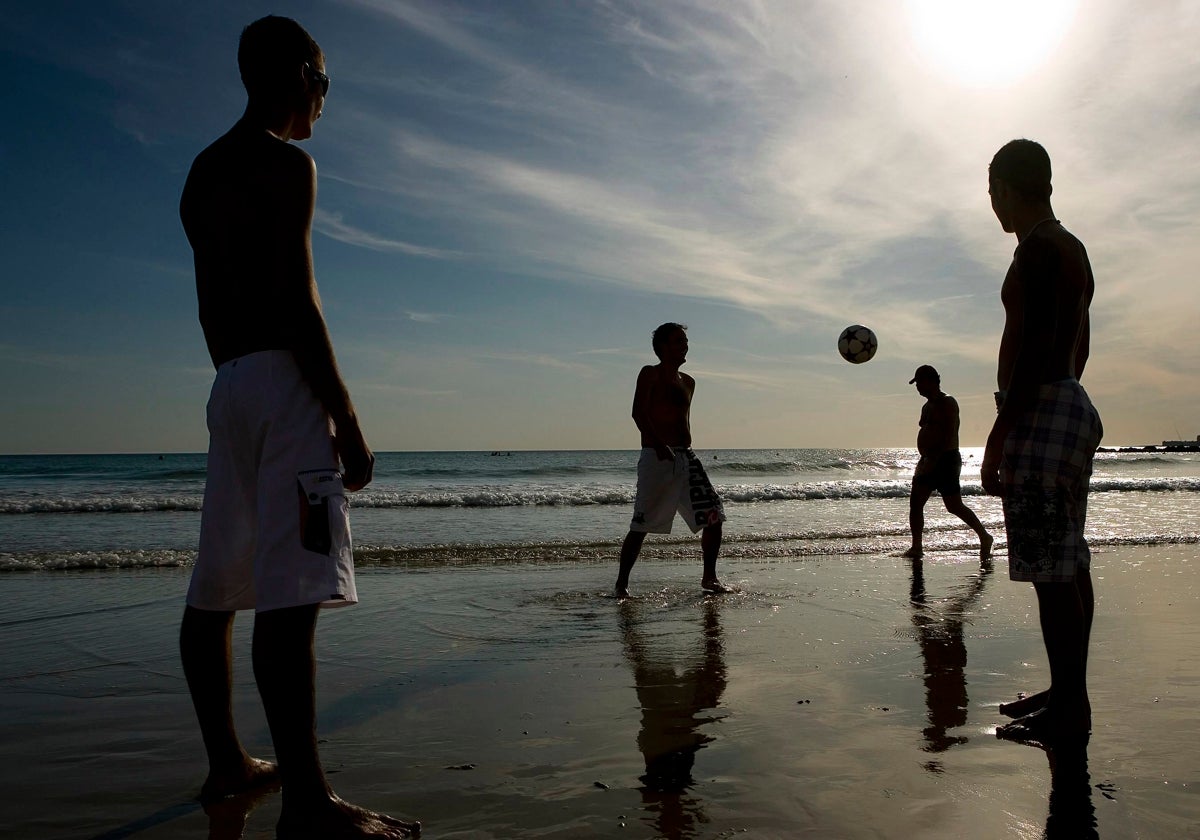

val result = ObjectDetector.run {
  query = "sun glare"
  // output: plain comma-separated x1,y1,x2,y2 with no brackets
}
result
907,0,1079,88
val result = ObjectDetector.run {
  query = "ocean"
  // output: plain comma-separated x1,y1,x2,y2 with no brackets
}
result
4,449,1200,838
4,448,1200,572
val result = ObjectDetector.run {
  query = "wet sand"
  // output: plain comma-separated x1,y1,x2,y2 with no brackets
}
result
1,545,1197,839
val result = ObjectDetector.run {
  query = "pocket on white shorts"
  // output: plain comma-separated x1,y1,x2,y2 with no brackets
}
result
296,469,351,559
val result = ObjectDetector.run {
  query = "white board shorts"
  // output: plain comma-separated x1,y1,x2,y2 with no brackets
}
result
629,448,726,535
187,350,358,613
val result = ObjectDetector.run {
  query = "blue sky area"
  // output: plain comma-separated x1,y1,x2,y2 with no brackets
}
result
2,1,1199,453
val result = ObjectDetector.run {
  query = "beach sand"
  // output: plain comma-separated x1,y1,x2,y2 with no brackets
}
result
1,545,1197,839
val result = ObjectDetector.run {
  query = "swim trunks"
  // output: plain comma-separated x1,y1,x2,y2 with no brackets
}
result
913,450,963,496
630,448,726,534
1001,379,1102,583
188,350,358,613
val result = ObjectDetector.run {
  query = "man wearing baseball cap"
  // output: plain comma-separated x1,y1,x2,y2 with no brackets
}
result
904,365,993,561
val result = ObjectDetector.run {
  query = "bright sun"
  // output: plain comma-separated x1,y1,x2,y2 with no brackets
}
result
907,0,1079,88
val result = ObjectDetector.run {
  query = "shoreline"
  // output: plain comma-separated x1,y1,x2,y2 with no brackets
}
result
1,545,1197,838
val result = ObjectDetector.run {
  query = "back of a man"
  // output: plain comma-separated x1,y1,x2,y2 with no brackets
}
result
184,127,315,365
179,16,417,839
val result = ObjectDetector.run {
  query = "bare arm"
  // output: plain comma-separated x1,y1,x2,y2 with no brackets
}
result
1075,313,1090,379
275,151,374,490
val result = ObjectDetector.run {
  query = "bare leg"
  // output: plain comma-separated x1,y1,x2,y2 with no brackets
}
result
253,605,419,838
701,522,730,592
616,530,647,597
905,481,933,558
1001,568,1093,718
180,605,279,802
998,579,1091,743
942,495,993,559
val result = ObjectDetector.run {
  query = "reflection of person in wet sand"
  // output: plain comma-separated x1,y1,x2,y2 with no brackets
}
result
903,365,993,561
1043,743,1098,839
909,558,992,760
616,323,730,598
619,599,728,839
980,140,1103,746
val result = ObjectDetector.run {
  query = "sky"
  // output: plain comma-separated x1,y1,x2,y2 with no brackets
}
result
2,0,1199,453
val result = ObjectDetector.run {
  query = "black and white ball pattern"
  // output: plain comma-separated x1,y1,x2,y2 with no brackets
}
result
838,325,878,364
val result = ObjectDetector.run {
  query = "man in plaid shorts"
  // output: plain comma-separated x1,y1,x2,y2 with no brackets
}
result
981,140,1103,745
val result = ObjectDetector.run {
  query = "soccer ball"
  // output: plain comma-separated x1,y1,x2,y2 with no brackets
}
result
838,324,877,364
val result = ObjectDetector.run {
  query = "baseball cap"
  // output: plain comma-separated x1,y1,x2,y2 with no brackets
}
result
909,364,939,384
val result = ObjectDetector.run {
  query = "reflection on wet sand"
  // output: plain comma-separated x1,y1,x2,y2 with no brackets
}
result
1043,743,1098,839
909,559,992,765
203,781,280,840
909,560,1098,837
619,598,727,840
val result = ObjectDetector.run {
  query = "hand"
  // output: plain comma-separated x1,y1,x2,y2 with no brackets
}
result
654,444,675,461
335,421,374,491
980,441,1003,497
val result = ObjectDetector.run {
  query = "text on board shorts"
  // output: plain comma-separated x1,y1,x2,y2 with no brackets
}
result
629,448,726,535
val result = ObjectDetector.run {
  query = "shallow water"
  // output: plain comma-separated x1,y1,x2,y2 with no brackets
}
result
2,547,1197,838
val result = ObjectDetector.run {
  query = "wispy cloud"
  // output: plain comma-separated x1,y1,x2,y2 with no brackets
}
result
329,0,1200,393
481,351,598,374
314,209,461,258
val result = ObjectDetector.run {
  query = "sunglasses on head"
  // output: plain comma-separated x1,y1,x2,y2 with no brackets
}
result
305,63,329,96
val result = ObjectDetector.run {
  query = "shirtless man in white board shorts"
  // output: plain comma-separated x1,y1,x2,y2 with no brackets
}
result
615,323,729,599
179,16,416,839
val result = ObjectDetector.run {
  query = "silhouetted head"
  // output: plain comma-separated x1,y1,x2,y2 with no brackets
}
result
652,322,688,361
238,16,326,112
909,364,941,398
989,139,1052,202
908,364,939,386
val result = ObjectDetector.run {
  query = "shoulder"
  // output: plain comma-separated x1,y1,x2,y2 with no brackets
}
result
1016,229,1059,269
185,128,314,184
927,393,956,416
261,141,316,197
680,372,695,387
276,141,316,176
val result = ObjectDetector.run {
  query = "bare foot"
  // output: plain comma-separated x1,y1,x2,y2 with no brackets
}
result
901,547,923,559
999,689,1049,719
980,532,994,560
701,578,734,594
199,756,279,803
996,706,1090,747
278,792,420,838
615,585,632,599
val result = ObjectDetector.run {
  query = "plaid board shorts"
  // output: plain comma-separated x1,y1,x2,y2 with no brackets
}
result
1001,379,1103,583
